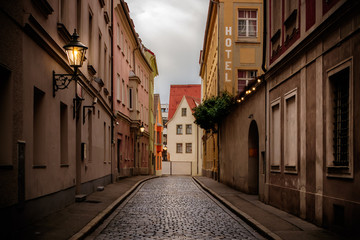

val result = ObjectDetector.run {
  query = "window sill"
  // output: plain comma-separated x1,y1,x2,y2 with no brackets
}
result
284,165,298,174
326,166,353,179
60,164,69,168
270,165,280,173
33,165,47,169
0,165,13,170
235,39,260,44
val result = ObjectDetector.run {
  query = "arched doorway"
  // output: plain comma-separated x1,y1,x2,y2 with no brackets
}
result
248,120,259,194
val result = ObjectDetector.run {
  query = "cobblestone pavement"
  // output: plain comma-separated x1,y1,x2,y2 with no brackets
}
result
93,176,264,240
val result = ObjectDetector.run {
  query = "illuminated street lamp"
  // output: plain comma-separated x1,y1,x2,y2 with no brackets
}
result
53,29,88,97
140,123,145,133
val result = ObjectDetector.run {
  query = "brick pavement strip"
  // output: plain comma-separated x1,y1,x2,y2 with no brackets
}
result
89,176,265,240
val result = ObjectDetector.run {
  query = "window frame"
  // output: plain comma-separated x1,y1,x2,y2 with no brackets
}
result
186,143,192,153
237,9,258,38
128,87,133,110
325,58,353,179
284,88,298,174
270,97,281,172
186,124,192,135
238,69,257,94
181,108,187,116
176,143,183,153
116,74,121,102
176,125,183,135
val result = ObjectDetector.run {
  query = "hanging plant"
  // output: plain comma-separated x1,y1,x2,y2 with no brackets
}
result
193,92,235,131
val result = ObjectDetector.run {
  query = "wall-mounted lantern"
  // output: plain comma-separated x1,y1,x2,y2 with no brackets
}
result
139,122,145,133
53,29,88,97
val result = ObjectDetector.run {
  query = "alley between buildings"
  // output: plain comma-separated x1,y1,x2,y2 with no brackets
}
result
87,177,263,240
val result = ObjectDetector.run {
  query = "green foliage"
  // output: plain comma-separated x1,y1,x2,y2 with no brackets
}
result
193,92,235,131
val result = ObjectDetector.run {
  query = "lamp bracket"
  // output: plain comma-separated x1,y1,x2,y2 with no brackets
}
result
53,70,78,97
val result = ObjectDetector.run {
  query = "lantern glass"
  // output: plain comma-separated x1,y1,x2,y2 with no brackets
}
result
63,29,88,68
65,46,87,67
140,123,145,133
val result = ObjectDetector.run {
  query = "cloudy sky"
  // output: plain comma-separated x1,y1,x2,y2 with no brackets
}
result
126,0,209,104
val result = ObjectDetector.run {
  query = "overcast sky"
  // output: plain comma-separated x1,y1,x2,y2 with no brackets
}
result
126,0,209,104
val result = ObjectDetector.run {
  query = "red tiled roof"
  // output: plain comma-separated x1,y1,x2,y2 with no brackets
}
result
168,84,201,120
185,96,200,114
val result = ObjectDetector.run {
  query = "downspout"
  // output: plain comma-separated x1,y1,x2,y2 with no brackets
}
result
197,125,199,175
216,0,220,182
110,0,114,182
261,0,268,185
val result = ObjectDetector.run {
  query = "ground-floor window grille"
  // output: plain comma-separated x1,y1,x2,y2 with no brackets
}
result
332,69,349,166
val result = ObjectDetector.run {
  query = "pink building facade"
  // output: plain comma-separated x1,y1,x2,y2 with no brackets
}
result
113,0,153,178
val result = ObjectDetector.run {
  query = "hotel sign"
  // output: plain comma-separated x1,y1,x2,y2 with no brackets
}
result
225,26,232,82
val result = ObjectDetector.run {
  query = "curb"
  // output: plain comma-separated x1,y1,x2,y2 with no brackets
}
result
69,176,158,240
192,177,282,240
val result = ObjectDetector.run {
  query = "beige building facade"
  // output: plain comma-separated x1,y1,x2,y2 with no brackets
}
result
200,0,264,187
264,0,360,234
0,0,113,230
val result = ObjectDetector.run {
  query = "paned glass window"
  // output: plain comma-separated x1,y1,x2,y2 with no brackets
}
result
186,143,192,153
186,124,192,134
176,143,183,153
238,70,257,93
176,125,183,135
182,108,187,116
238,10,258,37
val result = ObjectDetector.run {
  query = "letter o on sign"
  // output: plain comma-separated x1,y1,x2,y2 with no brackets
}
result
225,38,231,47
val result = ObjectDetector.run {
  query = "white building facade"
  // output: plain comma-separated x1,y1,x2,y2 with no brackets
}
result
167,96,202,175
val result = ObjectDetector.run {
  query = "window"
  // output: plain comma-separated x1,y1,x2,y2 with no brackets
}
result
284,89,297,172
326,61,353,178
176,143,183,153
129,88,133,109
116,24,120,47
270,98,281,171
186,124,192,134
186,143,192,153
103,122,106,163
271,0,282,53
181,108,187,116
238,70,257,93
238,10,257,38
33,87,46,166
121,80,125,103
60,102,68,165
176,125,183,135
157,131,161,144
121,31,124,50
117,74,120,101
332,77,349,166
98,34,102,77
88,11,93,63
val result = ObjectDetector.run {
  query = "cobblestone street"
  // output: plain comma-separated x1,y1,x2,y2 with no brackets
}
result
91,177,263,240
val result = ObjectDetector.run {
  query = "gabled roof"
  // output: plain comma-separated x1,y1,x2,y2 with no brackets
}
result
185,96,200,114
168,84,201,121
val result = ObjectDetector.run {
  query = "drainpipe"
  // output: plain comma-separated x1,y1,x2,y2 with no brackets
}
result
216,0,220,182
262,0,268,189
110,0,114,183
